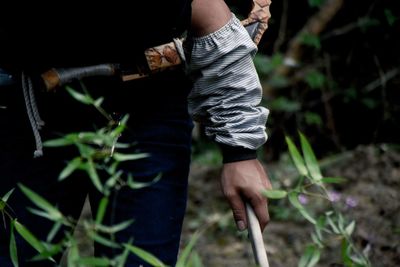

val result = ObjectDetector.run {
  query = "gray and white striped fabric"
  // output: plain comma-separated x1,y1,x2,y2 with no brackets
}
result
186,14,269,150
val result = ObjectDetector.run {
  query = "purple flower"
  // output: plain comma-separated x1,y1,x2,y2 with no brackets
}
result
328,190,341,202
298,194,309,205
345,197,358,208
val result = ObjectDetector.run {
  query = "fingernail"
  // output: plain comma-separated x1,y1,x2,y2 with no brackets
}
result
237,220,246,231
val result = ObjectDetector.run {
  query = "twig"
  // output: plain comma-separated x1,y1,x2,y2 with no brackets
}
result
273,0,288,53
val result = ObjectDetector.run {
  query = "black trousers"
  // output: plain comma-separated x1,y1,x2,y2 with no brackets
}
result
0,69,194,266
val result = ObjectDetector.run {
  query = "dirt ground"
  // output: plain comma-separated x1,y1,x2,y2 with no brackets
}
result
181,144,400,267
66,144,399,266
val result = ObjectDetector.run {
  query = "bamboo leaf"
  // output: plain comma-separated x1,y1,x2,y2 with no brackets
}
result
2,188,15,202
59,157,82,181
127,173,162,190
95,197,109,224
88,232,120,249
66,86,93,105
298,245,320,267
47,221,62,243
85,160,103,193
345,220,356,236
261,189,288,199
125,244,166,267
18,184,63,221
95,219,134,234
116,239,132,267
288,192,316,224
112,152,148,162
285,136,308,176
299,132,322,181
9,222,18,267
68,243,80,267
176,231,201,267
13,220,46,253
75,257,111,266
94,97,104,108
43,137,76,147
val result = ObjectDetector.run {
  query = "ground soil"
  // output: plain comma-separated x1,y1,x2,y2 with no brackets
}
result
181,144,400,267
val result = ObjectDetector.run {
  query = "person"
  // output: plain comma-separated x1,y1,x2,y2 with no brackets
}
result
0,0,272,266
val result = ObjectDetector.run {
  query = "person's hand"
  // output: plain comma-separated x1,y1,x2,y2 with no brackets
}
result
220,159,272,231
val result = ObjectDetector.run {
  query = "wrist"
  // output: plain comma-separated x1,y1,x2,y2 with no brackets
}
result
219,144,257,164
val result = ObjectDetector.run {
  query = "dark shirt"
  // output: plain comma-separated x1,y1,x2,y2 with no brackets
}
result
0,1,192,70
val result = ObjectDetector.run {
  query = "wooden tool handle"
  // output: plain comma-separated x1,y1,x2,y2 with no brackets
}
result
246,203,270,267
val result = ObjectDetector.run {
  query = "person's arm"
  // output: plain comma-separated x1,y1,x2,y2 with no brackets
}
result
189,0,272,231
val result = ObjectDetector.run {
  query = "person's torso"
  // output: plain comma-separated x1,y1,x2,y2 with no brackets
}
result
0,1,192,70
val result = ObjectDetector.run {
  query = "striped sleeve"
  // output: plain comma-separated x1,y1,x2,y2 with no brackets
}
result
186,14,269,159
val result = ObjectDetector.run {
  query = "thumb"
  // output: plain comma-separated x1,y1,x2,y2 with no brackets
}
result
226,192,247,231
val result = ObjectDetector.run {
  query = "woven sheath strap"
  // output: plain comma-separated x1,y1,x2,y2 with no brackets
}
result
241,0,272,45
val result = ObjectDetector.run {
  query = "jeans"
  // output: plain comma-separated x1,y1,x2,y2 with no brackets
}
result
0,69,193,266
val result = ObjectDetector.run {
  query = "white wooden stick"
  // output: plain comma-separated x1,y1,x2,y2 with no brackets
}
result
245,203,270,267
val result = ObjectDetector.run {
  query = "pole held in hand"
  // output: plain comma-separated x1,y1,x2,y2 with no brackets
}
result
246,202,270,267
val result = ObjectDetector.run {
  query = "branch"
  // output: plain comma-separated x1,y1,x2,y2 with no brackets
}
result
274,0,344,79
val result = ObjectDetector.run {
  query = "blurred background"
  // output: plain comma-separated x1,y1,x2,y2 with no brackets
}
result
182,0,400,266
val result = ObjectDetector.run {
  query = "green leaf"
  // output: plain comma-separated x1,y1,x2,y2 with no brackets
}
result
27,208,59,221
2,188,15,202
9,222,18,267
125,244,166,267
288,192,316,224
299,132,322,181
261,189,288,199
176,231,201,267
85,159,103,193
311,233,323,248
59,157,82,181
68,243,80,267
320,177,347,184
127,173,162,190
47,221,63,242
116,239,133,267
96,219,134,234
298,245,320,267
13,220,46,253
95,197,109,224
345,220,356,236
0,200,5,211
30,244,62,262
305,71,326,90
94,97,105,108
326,215,340,234
384,9,398,26
341,238,353,266
112,152,148,162
18,184,63,221
75,257,111,266
88,232,120,249
43,137,76,147
1,188,14,211
270,97,301,112
304,112,323,126
66,86,93,105
187,252,203,267
285,136,308,176
300,33,321,50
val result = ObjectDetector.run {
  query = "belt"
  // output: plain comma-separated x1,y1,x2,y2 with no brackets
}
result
41,0,271,92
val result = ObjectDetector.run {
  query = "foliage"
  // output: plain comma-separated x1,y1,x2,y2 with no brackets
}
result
1,86,203,267
262,132,372,267
249,0,400,160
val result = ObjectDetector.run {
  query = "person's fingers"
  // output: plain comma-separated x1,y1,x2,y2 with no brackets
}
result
245,190,270,231
225,190,247,231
